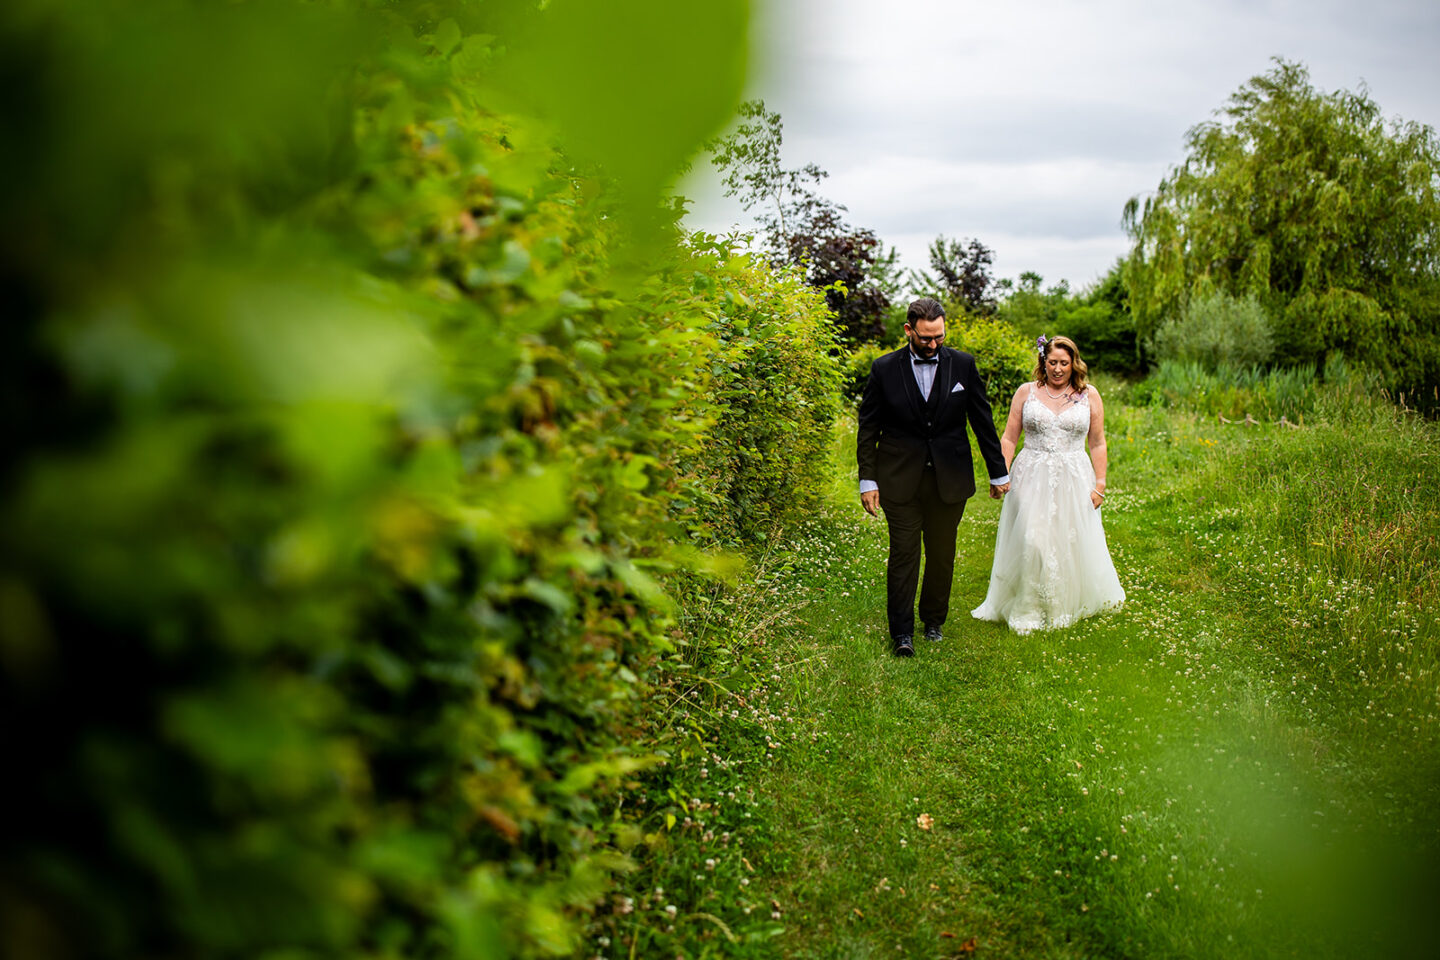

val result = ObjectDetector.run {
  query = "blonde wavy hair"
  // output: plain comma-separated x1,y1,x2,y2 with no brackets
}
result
1033,335,1089,393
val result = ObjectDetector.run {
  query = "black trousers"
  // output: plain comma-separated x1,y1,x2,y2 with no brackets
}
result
880,467,967,639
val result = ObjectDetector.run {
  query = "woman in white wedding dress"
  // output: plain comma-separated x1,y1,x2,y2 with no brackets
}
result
972,335,1124,634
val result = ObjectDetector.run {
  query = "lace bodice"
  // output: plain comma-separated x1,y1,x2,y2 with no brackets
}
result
1021,384,1090,454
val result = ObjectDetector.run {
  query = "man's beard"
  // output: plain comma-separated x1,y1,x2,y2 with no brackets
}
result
910,337,939,358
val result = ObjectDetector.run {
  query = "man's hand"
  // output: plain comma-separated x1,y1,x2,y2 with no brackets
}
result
989,481,1010,499
861,489,880,517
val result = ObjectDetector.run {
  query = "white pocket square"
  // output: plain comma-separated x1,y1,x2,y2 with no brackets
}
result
950,382,964,393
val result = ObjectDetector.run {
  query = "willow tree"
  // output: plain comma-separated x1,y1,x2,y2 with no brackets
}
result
1122,59,1440,391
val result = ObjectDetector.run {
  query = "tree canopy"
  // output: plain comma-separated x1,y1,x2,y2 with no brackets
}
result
1122,59,1440,392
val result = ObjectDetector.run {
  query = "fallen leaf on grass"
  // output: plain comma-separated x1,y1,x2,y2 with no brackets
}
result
853,908,864,918
741,856,755,873
917,813,935,830
959,936,978,953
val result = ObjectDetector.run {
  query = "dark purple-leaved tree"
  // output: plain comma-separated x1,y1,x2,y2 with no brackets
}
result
914,235,998,317
707,100,890,342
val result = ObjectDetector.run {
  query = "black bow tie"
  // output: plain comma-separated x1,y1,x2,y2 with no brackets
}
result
912,355,938,365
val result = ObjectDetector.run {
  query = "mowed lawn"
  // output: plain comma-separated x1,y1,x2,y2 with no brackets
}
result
718,400,1440,959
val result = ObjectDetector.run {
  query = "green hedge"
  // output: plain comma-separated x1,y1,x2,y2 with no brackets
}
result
0,2,850,958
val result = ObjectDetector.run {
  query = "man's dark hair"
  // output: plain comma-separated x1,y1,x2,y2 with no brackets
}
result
906,297,945,325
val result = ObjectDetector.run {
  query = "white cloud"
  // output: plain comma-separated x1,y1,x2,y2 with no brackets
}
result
686,0,1440,284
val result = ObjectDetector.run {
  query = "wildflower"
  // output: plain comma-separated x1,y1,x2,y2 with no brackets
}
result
664,904,677,919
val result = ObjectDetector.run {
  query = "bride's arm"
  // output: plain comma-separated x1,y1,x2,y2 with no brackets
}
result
1000,385,1026,470
1086,386,1107,508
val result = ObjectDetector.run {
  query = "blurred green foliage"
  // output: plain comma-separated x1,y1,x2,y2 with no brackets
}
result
0,1,850,957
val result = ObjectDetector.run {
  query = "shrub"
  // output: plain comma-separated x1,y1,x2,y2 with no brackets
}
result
841,342,890,402
949,313,1037,415
1055,301,1141,376
1153,291,1275,370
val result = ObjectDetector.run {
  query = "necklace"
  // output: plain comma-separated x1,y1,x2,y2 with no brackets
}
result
1043,385,1069,401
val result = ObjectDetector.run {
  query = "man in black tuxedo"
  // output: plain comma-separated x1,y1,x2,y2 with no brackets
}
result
857,297,1010,657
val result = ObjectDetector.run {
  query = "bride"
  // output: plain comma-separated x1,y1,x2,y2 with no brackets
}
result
972,335,1124,633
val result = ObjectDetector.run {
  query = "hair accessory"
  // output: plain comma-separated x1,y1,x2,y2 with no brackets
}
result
1036,334,1048,357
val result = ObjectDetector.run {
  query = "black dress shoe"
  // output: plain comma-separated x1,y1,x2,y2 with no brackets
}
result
923,625,943,643
892,636,915,657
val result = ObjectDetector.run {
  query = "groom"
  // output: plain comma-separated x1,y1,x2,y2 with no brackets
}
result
857,297,1010,657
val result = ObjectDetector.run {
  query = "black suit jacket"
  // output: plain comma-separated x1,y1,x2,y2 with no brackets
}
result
856,345,1008,504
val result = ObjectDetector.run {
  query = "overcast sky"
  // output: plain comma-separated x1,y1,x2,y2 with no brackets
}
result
681,0,1440,293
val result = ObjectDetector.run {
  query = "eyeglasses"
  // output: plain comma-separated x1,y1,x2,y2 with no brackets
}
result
909,332,944,344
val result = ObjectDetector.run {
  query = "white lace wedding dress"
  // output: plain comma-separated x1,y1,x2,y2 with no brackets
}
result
972,384,1124,634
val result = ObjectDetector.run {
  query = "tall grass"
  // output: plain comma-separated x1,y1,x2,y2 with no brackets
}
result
1122,354,1379,423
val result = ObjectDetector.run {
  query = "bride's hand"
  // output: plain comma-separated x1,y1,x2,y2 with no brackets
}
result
1090,489,1104,509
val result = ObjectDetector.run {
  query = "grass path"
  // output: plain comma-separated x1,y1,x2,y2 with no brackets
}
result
711,402,1439,958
